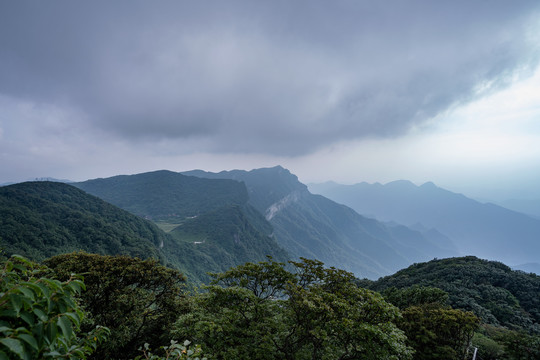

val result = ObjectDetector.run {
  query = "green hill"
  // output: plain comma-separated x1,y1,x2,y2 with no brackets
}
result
74,170,248,221
74,171,291,282
0,181,165,261
164,205,290,282
365,256,540,334
0,180,289,285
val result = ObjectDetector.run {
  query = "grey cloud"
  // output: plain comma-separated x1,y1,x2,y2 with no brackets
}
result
1,0,539,155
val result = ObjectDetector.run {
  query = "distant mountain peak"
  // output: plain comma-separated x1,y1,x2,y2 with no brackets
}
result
420,181,437,188
385,180,417,189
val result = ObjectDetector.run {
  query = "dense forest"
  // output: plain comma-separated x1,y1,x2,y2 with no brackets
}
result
0,182,165,261
74,170,250,221
3,253,539,359
361,256,540,359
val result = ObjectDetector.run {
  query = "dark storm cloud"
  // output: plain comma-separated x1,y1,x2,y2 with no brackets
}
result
1,0,539,155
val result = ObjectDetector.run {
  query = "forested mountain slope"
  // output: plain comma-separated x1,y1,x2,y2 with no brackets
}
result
74,170,248,221
365,256,540,334
0,181,165,261
73,171,290,281
184,166,458,278
167,205,289,282
0,180,289,284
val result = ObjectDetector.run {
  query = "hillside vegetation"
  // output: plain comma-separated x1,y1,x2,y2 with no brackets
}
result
360,256,540,359
164,205,290,283
0,181,165,261
366,256,540,334
0,181,289,285
2,178,539,358
74,170,248,221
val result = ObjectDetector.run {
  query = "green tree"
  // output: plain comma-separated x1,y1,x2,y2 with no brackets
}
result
44,252,187,360
383,286,479,360
494,329,540,360
176,257,412,360
382,286,449,309
0,255,108,359
399,306,478,360
470,331,504,360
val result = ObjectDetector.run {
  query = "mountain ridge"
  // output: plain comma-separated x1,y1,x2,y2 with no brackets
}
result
1,179,290,284
0,181,166,261
73,170,291,282
309,180,540,267
184,166,459,278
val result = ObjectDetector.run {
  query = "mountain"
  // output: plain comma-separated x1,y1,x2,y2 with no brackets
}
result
0,181,166,261
166,204,289,282
0,180,289,285
184,166,458,279
74,170,248,221
73,171,290,282
309,180,540,267
364,256,540,334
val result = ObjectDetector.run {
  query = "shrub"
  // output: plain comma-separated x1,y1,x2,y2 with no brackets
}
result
0,255,108,359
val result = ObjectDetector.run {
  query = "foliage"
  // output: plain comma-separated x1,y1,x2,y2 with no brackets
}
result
468,324,540,360
0,255,109,359
382,286,479,360
0,181,166,261
494,328,540,360
371,258,540,359
369,256,540,334
167,205,290,284
44,252,187,360
134,340,207,360
471,330,504,360
382,285,449,309
176,257,413,360
399,306,478,360
73,170,249,221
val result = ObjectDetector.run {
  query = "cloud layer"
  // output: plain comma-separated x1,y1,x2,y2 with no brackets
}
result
1,1,539,157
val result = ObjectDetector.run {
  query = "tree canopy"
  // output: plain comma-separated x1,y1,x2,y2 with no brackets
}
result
176,257,413,360
44,252,187,360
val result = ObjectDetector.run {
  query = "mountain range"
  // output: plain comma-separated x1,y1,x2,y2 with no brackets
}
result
2,166,538,282
309,180,540,272
0,178,289,284
183,167,457,278
2,170,539,353
496,198,540,219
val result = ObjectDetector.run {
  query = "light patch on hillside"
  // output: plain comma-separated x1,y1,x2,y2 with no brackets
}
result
265,191,301,221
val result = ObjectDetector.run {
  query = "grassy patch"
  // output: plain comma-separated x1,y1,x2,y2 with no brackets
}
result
154,220,183,233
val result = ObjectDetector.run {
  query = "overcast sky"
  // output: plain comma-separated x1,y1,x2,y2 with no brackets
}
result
1,1,540,201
